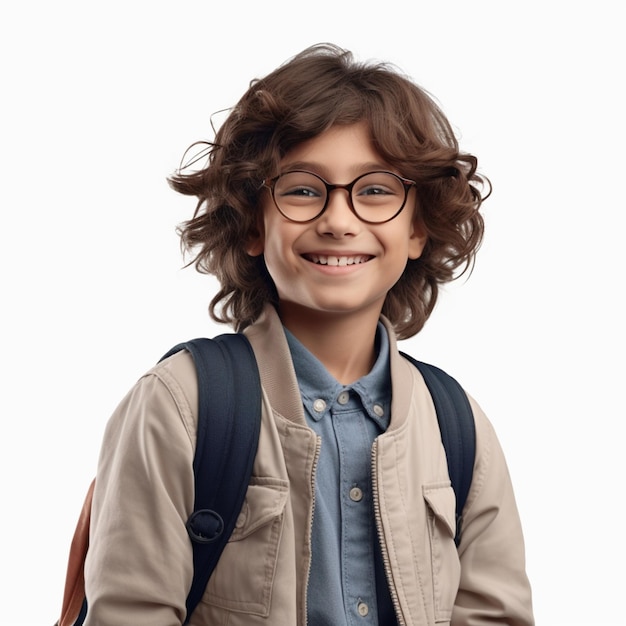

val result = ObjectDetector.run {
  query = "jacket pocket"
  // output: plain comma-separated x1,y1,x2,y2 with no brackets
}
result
201,476,289,617
423,484,461,624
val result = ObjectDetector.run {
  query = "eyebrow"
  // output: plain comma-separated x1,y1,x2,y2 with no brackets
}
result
280,161,394,179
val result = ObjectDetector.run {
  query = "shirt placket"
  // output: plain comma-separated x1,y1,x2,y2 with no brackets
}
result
332,390,379,624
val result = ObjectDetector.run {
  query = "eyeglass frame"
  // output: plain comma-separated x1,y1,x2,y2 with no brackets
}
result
263,170,417,224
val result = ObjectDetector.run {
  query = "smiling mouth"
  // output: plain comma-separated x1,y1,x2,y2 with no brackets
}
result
303,254,372,266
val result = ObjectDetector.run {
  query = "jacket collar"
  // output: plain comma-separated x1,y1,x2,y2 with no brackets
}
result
244,305,307,425
244,304,417,431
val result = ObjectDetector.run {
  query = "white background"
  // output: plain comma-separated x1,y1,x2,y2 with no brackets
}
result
1,1,624,625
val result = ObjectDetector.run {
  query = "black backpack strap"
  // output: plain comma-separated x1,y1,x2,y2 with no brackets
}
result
401,353,476,546
160,333,262,624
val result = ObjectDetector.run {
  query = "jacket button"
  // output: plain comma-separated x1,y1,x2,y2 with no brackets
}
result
357,602,369,616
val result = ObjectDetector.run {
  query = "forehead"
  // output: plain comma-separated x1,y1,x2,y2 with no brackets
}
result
280,123,392,179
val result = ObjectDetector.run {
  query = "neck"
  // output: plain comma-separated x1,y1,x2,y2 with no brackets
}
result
279,306,381,384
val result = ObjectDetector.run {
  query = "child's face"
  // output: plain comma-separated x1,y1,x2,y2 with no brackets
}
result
249,122,427,327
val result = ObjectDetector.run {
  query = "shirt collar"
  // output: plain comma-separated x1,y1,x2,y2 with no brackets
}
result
283,323,391,429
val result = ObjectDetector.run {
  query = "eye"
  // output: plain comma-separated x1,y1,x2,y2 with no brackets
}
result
358,184,395,196
274,172,326,203
354,173,404,203
281,185,322,198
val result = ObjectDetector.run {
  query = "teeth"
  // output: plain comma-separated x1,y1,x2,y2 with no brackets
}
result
307,254,369,266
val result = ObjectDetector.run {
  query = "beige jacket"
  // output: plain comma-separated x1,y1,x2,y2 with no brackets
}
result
84,306,534,625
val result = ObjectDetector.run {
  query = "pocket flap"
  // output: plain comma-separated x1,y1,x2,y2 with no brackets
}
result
423,484,456,538
230,477,289,541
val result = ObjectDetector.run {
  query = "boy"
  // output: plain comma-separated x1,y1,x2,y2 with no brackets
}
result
82,44,534,625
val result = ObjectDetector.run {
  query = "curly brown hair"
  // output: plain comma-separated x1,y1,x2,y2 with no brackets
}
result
168,43,488,339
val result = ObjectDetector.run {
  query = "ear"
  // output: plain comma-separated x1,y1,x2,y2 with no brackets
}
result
245,215,265,256
407,221,428,260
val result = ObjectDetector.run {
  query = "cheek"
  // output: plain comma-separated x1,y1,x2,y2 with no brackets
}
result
259,223,293,276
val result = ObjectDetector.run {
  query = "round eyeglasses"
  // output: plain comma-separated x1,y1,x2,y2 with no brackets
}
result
264,170,416,224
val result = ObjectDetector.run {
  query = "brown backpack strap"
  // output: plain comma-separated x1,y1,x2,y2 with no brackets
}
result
57,479,94,626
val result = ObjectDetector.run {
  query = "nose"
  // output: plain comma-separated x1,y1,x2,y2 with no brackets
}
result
315,188,361,237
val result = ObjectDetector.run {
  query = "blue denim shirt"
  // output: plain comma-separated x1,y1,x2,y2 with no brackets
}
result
284,325,397,625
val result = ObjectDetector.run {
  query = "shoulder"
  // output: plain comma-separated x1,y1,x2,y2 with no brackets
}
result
103,349,200,448
147,348,198,411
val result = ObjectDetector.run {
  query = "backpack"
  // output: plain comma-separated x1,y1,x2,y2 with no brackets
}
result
55,334,475,626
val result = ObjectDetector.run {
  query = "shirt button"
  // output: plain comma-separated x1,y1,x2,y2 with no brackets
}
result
349,486,363,502
337,391,350,405
313,399,326,413
357,602,369,617
373,403,384,417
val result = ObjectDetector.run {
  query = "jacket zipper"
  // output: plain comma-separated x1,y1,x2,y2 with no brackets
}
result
303,434,322,626
371,439,406,626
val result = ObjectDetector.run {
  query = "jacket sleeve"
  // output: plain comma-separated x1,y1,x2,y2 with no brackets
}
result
452,398,535,626
83,352,198,626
